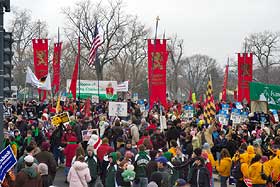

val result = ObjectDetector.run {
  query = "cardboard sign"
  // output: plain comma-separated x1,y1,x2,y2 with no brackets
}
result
109,102,128,117
0,145,17,182
51,112,70,127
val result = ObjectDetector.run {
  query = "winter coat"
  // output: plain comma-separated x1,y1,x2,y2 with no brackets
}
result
190,165,211,187
67,161,91,187
105,164,117,187
269,152,280,182
248,161,269,185
96,143,114,163
146,160,158,181
41,175,52,187
151,133,166,150
85,154,100,181
15,154,39,173
64,140,79,167
130,124,139,145
134,151,151,178
34,151,57,181
215,157,232,177
15,166,42,187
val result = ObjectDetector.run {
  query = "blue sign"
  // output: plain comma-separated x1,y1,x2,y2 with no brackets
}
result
0,145,17,182
232,108,241,114
221,104,229,110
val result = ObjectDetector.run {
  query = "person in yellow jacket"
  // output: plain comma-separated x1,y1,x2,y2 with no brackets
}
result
202,143,216,167
240,145,256,165
216,148,232,187
248,154,270,187
232,152,249,187
269,150,280,185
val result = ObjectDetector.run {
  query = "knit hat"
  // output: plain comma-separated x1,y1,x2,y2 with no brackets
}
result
109,152,118,163
41,142,50,151
202,143,210,150
155,156,168,164
147,181,158,187
38,163,48,175
24,155,34,163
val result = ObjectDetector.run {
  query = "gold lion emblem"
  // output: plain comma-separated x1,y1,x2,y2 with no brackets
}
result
152,52,163,70
36,50,47,66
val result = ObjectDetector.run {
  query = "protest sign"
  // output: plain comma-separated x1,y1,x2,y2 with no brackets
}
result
51,112,70,127
231,108,241,124
221,104,230,114
109,102,128,117
185,105,194,119
218,110,229,126
271,109,279,122
0,145,17,183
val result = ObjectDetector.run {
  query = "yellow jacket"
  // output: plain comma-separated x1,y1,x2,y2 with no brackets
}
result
11,143,17,158
240,145,255,165
269,150,280,182
216,157,232,177
168,147,176,157
248,161,269,185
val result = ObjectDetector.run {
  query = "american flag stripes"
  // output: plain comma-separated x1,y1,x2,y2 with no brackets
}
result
88,23,102,67
203,78,216,124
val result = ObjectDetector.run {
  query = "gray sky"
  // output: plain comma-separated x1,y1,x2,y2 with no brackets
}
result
5,0,280,67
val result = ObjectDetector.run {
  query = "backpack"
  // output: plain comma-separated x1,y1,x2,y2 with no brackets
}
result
231,160,243,180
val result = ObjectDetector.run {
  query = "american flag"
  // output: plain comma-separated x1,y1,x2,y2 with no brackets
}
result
88,23,102,67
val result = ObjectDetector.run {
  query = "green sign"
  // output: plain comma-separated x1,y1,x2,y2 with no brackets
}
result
250,82,280,110
66,80,118,100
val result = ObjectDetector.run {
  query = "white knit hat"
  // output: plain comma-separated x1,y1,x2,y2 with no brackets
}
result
24,155,34,163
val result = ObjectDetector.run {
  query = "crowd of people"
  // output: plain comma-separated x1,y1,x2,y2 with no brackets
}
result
1,98,280,187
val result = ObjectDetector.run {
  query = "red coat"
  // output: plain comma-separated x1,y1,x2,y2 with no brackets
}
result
137,136,153,147
146,124,157,132
64,137,79,167
96,143,114,162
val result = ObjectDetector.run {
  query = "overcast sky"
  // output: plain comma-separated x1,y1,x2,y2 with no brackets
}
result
5,0,280,67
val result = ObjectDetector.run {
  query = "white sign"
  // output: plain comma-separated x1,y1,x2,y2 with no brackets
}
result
109,102,128,117
92,95,99,103
116,81,129,92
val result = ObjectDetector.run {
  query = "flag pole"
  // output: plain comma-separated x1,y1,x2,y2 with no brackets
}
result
78,24,81,111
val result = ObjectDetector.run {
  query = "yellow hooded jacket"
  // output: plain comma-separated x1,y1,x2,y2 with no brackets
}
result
269,150,280,182
216,157,232,177
240,145,256,165
248,161,269,185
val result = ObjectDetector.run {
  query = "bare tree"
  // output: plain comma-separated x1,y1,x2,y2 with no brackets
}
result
63,0,140,80
167,35,184,100
8,7,48,87
180,54,222,99
246,31,280,84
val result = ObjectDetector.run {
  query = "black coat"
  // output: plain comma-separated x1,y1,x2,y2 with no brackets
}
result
190,165,210,187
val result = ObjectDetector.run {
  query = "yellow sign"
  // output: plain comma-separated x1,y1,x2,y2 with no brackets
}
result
51,112,70,127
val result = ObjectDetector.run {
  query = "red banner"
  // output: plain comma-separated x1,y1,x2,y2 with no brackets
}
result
32,39,49,101
52,42,62,94
32,39,49,79
148,39,168,109
238,53,253,103
222,64,229,101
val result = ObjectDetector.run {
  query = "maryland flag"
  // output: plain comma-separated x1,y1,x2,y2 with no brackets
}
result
203,78,216,124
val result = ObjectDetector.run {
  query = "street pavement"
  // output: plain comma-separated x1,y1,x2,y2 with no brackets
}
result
53,167,228,187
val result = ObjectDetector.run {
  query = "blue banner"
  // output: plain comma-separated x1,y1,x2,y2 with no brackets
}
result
0,145,17,182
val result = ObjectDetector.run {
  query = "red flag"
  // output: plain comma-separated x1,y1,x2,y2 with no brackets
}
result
188,89,192,102
148,39,168,109
32,39,49,102
238,53,253,103
69,37,80,100
84,98,91,117
222,64,229,101
52,42,62,94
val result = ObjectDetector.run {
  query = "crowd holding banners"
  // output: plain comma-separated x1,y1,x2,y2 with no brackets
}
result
1,96,280,187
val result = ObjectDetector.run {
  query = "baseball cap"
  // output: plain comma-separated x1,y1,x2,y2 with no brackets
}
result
174,178,187,186
155,156,168,164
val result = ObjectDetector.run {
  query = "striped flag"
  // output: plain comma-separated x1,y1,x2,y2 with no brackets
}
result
88,23,102,67
243,178,252,187
203,78,216,124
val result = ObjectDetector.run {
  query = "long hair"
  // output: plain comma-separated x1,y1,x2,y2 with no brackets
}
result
250,154,261,165
220,148,231,159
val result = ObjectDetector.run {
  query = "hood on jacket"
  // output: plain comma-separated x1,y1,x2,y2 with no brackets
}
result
22,166,38,178
247,145,255,154
73,161,88,171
